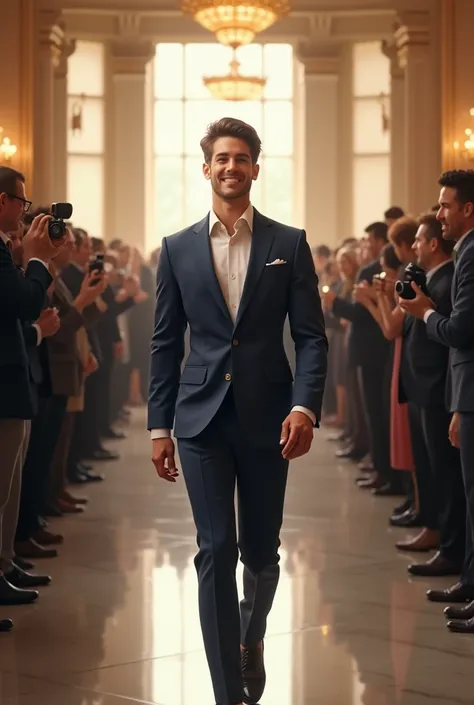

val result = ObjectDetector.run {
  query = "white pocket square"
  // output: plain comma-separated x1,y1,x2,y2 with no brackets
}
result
266,259,287,266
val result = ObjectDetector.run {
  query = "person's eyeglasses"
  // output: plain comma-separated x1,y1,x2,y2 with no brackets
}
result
6,194,32,213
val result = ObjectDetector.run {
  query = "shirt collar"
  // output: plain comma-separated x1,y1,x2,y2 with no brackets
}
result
0,230,10,246
426,259,451,283
209,204,254,237
453,229,474,252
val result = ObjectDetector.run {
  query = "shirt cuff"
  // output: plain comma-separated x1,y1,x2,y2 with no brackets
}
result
29,257,49,269
291,406,317,426
423,309,436,323
150,428,171,440
32,324,42,346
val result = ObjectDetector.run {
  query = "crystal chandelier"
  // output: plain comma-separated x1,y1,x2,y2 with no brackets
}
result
203,53,266,101
182,0,290,47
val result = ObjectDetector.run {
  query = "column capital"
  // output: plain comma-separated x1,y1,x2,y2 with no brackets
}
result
110,39,155,76
381,39,404,80
394,10,430,68
38,9,65,68
55,38,76,79
295,42,340,78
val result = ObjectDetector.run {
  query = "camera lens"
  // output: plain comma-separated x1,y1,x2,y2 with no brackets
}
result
48,220,64,240
395,281,403,295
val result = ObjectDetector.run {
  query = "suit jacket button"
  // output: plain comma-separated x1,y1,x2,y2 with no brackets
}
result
225,373,232,381
232,339,239,346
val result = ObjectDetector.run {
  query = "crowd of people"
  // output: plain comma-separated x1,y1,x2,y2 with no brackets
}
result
0,165,156,633
318,171,474,634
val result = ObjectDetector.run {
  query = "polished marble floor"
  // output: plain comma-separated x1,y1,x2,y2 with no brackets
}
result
1,409,473,705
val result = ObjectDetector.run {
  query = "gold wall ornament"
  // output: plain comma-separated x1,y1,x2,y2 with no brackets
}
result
181,0,290,47
203,51,266,100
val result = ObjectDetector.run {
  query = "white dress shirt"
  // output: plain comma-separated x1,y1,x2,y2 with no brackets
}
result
423,231,472,323
150,205,316,440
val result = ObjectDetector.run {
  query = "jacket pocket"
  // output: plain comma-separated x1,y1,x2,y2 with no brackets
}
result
180,366,208,385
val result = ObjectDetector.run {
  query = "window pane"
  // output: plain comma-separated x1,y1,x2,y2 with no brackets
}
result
155,101,184,155
353,98,390,154
235,44,263,76
154,44,184,99
263,102,292,156
263,44,293,99
353,41,389,97
67,97,104,154
68,41,104,97
156,157,185,240
185,157,212,223
185,44,229,100
224,101,263,134
184,100,227,155
263,157,292,224
353,155,390,236
67,156,104,237
249,162,263,212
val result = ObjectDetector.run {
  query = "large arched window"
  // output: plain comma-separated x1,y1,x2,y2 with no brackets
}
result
153,43,294,242
67,41,105,237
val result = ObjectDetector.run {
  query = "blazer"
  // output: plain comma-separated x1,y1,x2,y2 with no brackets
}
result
0,239,52,419
400,260,454,407
426,231,474,413
332,259,391,368
148,209,328,447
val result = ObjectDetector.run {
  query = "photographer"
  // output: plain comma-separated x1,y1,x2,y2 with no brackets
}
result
0,166,66,632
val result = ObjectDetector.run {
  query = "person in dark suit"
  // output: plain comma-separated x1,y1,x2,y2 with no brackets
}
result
148,118,327,705
0,166,66,632
399,170,474,632
323,222,396,494
397,212,465,574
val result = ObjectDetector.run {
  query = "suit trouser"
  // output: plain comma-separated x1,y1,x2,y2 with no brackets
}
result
0,418,30,573
359,361,393,483
408,403,465,560
459,413,474,584
71,370,102,461
177,393,288,705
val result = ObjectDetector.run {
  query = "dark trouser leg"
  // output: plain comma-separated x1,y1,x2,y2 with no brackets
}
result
177,426,242,705
459,413,474,585
359,363,392,483
407,403,437,529
97,357,113,437
421,405,465,561
50,412,75,501
80,370,102,456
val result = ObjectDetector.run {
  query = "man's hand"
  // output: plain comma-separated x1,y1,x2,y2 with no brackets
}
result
84,352,98,378
113,341,124,360
75,271,108,310
398,282,434,319
22,214,67,264
152,438,179,482
36,307,60,338
280,411,314,460
449,412,460,449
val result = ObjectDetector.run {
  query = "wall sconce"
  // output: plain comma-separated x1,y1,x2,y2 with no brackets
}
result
453,109,474,161
0,127,17,161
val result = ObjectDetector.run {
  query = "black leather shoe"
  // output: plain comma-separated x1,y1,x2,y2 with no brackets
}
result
444,600,474,620
408,552,462,577
373,482,405,497
390,510,423,528
335,447,365,461
447,617,474,633
6,565,51,589
42,502,63,518
13,557,34,571
241,642,266,705
427,581,474,603
102,429,127,440
82,470,105,482
78,462,93,472
0,575,38,605
393,498,413,516
0,619,13,632
88,449,119,462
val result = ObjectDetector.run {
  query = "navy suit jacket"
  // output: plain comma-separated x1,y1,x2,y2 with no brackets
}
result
426,231,474,413
148,210,328,447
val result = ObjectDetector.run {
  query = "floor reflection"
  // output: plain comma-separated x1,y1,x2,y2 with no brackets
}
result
0,409,473,705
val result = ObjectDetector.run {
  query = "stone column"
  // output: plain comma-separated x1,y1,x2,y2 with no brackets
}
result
382,40,406,209
395,11,441,214
294,44,340,249
32,10,64,206
53,38,75,203
109,40,155,253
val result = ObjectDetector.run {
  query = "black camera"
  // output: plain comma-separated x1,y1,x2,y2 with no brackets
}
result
395,263,428,300
48,202,73,240
89,253,105,285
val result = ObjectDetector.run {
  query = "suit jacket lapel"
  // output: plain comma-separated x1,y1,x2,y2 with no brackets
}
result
235,210,275,328
192,215,234,328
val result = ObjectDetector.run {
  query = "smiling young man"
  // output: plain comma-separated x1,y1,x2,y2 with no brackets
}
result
148,118,328,705
399,170,474,632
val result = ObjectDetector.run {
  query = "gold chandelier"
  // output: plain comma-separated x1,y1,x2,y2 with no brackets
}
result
203,52,266,101
182,0,290,47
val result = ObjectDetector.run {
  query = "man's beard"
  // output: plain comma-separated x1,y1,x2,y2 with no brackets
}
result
211,177,251,201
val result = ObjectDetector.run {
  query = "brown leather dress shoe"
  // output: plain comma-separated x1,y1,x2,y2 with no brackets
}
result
32,528,64,546
408,551,462,577
427,581,474,603
444,600,474,620
15,539,58,559
56,498,84,514
396,528,439,552
60,489,88,505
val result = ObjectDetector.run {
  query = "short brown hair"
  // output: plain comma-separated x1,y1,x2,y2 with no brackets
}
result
388,216,418,248
200,117,262,164
418,211,455,256
0,166,25,195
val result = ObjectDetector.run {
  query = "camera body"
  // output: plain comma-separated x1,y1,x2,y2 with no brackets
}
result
395,262,428,300
48,202,73,240
89,253,105,284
